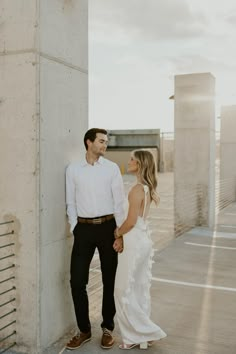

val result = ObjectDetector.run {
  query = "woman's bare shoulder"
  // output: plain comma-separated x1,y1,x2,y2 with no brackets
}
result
128,184,144,199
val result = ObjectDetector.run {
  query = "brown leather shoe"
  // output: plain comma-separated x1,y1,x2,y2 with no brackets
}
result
101,328,115,349
66,331,91,350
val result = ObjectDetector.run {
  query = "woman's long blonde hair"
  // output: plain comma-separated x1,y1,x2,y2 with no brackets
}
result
132,149,159,205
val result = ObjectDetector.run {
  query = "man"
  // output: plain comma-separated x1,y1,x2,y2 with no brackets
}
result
65,128,125,350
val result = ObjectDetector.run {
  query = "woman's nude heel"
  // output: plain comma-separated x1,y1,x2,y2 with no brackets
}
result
118,342,148,350
139,342,148,349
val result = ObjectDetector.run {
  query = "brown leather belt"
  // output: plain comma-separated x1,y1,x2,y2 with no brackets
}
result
77,214,114,224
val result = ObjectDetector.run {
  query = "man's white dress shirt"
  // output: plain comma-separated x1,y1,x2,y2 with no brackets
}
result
66,156,125,233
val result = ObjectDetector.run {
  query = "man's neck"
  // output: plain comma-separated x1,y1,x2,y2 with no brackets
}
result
85,152,100,165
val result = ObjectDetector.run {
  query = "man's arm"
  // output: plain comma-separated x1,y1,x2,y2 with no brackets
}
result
111,165,125,227
66,164,77,233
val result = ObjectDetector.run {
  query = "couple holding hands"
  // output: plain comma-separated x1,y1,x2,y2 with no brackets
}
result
65,128,166,350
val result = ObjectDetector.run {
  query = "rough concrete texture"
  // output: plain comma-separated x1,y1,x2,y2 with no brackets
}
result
174,73,216,229
220,105,236,202
0,0,88,351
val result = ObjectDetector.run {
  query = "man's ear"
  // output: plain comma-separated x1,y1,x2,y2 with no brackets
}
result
86,139,92,147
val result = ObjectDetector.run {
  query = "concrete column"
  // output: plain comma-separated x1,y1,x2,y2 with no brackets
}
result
220,105,236,201
0,1,88,353
160,133,174,172
174,73,215,234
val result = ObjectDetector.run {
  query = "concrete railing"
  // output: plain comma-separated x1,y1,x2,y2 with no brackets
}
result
215,177,236,214
0,220,16,354
174,183,207,237
175,177,236,237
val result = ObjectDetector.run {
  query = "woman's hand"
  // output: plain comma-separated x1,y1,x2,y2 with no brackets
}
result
113,237,124,253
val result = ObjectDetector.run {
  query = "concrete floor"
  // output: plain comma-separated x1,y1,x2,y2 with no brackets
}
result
45,224,236,354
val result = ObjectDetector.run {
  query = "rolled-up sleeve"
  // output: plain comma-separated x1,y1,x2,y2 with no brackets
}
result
111,165,125,226
66,164,77,233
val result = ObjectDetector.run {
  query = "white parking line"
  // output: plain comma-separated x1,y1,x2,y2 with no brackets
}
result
149,216,173,220
218,224,236,229
90,269,236,292
187,228,236,239
184,242,236,250
152,277,236,292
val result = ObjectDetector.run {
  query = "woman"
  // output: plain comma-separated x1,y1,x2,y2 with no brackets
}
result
113,149,167,350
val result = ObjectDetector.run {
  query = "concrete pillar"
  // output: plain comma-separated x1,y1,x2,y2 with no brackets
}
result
220,105,236,201
0,1,88,353
174,73,215,234
160,133,174,172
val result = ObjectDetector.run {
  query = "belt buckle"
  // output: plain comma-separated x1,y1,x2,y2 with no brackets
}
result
93,218,102,224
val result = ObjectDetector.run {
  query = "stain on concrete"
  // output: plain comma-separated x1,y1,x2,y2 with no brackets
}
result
62,0,75,12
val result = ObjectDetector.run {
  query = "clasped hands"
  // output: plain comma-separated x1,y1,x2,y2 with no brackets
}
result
113,227,124,253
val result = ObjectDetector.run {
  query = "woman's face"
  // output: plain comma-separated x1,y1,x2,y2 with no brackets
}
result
127,154,139,174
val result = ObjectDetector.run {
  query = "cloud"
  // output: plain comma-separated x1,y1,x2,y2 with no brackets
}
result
90,0,207,41
167,54,236,76
89,0,236,131
225,14,236,26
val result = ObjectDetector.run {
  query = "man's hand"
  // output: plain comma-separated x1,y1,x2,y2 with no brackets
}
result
113,237,124,253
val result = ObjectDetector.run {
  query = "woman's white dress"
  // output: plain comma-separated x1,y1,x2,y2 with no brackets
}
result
114,184,167,344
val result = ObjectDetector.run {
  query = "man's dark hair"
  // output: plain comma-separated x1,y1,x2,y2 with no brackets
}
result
84,128,108,150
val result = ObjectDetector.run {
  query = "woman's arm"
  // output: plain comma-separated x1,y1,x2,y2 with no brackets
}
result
115,184,144,238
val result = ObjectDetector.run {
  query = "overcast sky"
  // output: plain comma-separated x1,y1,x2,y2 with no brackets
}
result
89,0,236,132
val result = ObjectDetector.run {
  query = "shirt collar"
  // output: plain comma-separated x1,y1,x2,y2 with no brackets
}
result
81,156,104,166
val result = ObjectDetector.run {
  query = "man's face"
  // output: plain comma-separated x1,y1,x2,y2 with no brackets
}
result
88,133,108,156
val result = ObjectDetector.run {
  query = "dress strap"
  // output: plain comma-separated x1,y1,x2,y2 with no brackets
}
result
142,185,149,218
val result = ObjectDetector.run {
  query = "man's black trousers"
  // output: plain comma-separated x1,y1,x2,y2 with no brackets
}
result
70,218,117,333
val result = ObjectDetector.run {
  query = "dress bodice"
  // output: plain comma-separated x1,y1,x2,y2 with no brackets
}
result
126,183,150,230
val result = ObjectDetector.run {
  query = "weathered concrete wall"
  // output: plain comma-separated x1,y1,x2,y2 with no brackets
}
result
0,1,39,351
174,73,215,234
106,129,160,173
220,105,236,201
160,136,174,172
108,129,160,149
39,0,88,349
0,0,88,352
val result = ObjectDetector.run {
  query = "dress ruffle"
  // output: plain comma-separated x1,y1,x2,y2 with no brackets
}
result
121,225,155,308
